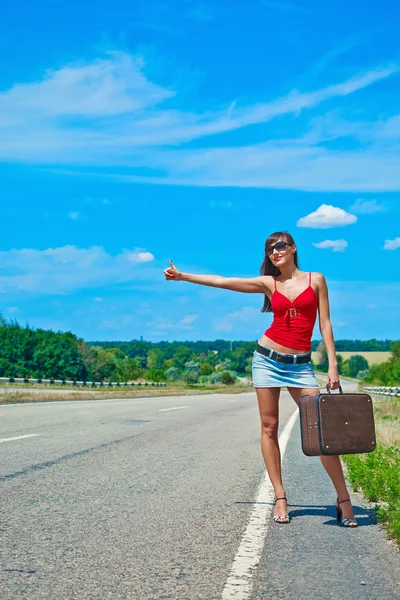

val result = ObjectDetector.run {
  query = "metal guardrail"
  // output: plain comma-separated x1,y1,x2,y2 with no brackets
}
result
0,377,166,388
365,386,400,397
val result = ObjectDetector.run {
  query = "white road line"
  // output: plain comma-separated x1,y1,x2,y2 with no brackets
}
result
221,408,299,600
159,406,188,412
0,434,40,443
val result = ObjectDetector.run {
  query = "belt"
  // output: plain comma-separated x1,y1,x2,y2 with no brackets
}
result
256,343,311,364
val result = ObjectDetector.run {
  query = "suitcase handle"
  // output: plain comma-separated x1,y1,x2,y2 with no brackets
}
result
326,384,343,394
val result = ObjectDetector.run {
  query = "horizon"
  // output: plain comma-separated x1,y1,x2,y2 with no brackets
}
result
1,311,395,345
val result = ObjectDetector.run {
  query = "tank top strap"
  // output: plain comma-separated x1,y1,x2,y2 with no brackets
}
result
274,276,277,290
309,272,311,286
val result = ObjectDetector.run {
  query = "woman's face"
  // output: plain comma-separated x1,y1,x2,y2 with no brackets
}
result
268,238,295,267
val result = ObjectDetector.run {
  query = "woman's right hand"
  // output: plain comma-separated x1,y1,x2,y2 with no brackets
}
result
164,260,182,281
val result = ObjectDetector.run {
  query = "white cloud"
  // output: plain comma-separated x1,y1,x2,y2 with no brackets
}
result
313,239,348,252
304,112,377,145
377,113,400,139
144,318,172,330
125,249,155,263
145,313,199,330
0,52,173,118
348,198,386,214
99,319,125,331
0,245,157,295
69,211,79,220
135,303,152,316
383,237,400,250
304,35,369,82
179,314,199,326
7,306,20,313
107,137,400,192
215,306,260,333
297,204,357,228
0,51,399,197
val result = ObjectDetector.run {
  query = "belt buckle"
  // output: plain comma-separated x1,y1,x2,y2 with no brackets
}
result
278,352,289,363
271,350,279,361
288,308,298,318
283,352,295,364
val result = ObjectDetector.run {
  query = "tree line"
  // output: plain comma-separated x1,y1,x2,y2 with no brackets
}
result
0,316,254,384
92,338,393,354
0,314,398,385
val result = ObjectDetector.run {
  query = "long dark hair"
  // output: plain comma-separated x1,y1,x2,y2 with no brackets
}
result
260,231,299,312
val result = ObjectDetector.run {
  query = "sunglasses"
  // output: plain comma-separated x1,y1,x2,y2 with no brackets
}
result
266,241,293,255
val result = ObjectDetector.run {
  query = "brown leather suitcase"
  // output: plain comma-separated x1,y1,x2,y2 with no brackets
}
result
299,386,376,456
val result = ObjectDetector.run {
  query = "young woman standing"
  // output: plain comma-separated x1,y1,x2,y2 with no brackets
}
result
164,231,357,528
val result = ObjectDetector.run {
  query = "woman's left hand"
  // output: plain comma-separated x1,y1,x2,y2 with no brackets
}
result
327,366,340,391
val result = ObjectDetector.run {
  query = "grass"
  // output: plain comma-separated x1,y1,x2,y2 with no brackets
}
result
0,382,253,404
372,394,400,448
311,351,391,365
342,393,400,546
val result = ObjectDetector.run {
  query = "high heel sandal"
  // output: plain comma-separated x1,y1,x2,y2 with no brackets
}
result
336,497,358,527
273,496,290,524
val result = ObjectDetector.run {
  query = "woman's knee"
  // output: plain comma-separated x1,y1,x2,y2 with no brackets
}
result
261,417,279,439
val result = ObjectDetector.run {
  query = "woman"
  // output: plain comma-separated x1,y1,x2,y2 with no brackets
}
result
164,231,357,528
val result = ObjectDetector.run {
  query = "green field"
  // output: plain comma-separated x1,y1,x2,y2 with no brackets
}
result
311,351,391,365
343,392,400,546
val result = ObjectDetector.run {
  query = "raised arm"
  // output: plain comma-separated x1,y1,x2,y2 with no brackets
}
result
315,272,340,390
164,260,269,294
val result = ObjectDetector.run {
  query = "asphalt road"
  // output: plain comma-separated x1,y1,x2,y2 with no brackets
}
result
1,389,399,599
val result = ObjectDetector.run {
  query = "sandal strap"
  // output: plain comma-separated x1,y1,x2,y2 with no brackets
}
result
338,498,351,506
341,518,357,526
275,497,287,502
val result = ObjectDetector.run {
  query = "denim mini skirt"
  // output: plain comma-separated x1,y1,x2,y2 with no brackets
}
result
252,345,319,389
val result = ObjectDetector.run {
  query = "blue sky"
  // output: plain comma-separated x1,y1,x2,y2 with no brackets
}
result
1,0,399,342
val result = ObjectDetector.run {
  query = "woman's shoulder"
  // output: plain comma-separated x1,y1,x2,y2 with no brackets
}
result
310,271,325,282
296,270,325,283
310,272,327,295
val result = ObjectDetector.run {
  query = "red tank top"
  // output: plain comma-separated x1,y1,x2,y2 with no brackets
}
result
264,272,318,352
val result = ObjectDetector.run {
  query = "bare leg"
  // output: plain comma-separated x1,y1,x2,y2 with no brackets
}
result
255,387,288,520
287,386,356,522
